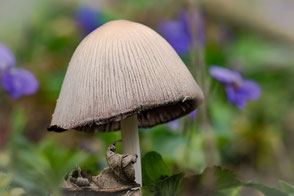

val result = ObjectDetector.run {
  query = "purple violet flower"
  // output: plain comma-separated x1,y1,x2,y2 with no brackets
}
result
1,68,39,99
75,6,103,35
167,110,197,130
0,43,39,99
158,19,191,55
0,44,15,71
210,66,261,109
158,12,205,55
167,119,181,131
188,110,197,120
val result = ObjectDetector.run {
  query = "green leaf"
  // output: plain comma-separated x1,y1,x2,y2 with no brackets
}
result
142,151,171,186
11,138,89,195
197,167,241,190
150,127,187,160
244,182,288,196
180,166,242,195
0,173,13,189
156,173,183,196
187,167,287,196
216,187,242,196
9,107,27,146
214,167,241,190
142,173,184,196
280,180,294,194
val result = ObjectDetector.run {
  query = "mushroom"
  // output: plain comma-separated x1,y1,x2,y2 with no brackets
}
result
48,20,204,186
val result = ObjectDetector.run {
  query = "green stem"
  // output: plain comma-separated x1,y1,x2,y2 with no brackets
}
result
185,0,219,166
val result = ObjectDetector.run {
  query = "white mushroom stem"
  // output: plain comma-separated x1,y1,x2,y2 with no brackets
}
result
121,115,142,186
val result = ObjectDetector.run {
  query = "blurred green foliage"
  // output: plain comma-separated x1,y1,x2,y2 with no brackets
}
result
142,151,172,186
0,173,25,196
1,0,294,195
142,153,294,196
1,107,94,195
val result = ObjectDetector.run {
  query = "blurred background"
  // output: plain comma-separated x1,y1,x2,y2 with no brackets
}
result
1,0,294,195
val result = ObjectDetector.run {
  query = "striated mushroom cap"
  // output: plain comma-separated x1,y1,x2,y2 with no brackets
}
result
48,20,204,133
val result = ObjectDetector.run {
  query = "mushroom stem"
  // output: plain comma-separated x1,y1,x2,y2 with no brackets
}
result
121,115,142,186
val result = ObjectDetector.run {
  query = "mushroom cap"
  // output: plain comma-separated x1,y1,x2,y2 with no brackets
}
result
48,20,204,133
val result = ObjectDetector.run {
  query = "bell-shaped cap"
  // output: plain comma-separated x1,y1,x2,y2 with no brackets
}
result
48,20,204,133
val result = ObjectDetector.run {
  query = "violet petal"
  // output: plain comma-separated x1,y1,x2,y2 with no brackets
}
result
180,12,205,47
75,7,103,35
1,68,39,99
238,80,261,101
0,44,15,71
167,119,181,130
225,85,247,109
188,110,197,120
158,19,191,55
210,66,242,84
